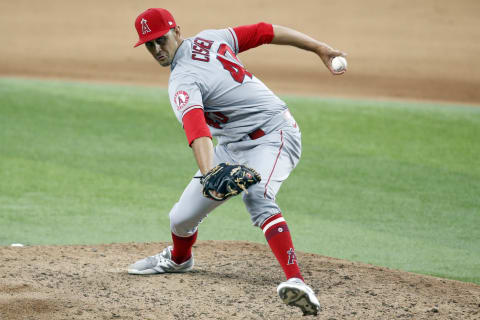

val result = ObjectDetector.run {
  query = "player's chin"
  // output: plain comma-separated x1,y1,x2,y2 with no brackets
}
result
154,57,171,67
158,60,172,67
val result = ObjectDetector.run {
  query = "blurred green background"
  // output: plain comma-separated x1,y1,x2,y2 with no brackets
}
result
1,77,479,284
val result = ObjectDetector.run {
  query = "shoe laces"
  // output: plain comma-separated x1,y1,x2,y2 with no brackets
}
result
146,249,170,267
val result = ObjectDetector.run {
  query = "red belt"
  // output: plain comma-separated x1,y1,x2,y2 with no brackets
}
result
248,128,266,140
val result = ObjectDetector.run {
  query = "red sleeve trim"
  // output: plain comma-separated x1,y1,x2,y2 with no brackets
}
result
182,108,212,146
233,22,274,53
181,104,203,117
227,28,238,53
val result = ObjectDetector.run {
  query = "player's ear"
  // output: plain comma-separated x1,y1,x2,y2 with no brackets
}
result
173,26,182,39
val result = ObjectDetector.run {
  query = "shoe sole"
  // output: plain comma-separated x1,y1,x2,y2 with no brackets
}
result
278,285,320,316
127,268,161,275
127,265,193,275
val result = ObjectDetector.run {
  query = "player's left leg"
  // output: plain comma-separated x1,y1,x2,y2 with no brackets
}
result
240,127,320,315
241,127,303,278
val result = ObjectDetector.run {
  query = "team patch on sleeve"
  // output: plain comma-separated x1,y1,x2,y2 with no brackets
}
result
174,90,190,111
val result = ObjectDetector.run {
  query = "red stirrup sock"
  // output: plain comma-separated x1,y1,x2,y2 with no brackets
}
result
171,231,197,264
261,213,304,281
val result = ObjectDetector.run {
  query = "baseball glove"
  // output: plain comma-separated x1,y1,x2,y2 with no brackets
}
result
199,163,261,201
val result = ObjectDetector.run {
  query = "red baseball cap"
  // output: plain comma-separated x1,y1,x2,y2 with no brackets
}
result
134,8,176,48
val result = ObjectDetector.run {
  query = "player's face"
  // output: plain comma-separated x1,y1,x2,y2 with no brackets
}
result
145,28,181,67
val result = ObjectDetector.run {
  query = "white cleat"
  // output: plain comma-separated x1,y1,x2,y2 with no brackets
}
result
128,246,194,275
277,278,321,316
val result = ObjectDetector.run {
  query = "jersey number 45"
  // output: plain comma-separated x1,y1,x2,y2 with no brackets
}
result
217,44,252,84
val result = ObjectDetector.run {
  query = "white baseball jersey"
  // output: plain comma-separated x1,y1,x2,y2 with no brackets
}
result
168,28,288,145
165,24,302,232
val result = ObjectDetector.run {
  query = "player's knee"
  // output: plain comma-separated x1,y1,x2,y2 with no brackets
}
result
169,203,198,237
170,216,197,237
243,190,281,227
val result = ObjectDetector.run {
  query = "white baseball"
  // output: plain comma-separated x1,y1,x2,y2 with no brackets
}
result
331,56,347,72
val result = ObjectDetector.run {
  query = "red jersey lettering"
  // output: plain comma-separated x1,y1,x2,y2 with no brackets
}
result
191,37,214,62
205,111,229,129
217,44,252,83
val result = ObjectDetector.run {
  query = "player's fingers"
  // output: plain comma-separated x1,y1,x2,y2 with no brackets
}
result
323,54,346,75
331,69,346,75
325,58,335,72
332,50,347,58
326,62,346,75
327,52,348,75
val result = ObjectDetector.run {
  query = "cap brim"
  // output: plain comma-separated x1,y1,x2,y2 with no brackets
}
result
133,29,171,48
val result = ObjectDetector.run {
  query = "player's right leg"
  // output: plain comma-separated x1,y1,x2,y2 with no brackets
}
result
127,176,224,275
128,145,233,275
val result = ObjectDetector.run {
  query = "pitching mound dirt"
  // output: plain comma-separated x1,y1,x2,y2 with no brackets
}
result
1,241,479,320
1,1,480,319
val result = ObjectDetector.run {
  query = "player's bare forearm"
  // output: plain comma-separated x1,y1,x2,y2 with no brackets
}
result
271,25,347,75
191,136,215,175
271,25,326,52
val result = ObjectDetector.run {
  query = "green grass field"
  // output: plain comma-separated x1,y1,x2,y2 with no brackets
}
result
1,77,479,284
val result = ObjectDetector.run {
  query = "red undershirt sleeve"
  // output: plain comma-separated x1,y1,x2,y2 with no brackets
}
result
233,22,274,53
182,108,212,146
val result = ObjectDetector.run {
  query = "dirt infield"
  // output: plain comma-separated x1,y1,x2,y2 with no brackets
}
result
1,242,479,320
1,1,480,319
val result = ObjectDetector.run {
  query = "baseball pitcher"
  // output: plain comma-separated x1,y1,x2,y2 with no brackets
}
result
128,8,347,316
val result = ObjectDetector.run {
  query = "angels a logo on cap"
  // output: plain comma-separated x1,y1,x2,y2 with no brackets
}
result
174,90,190,110
141,18,151,35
